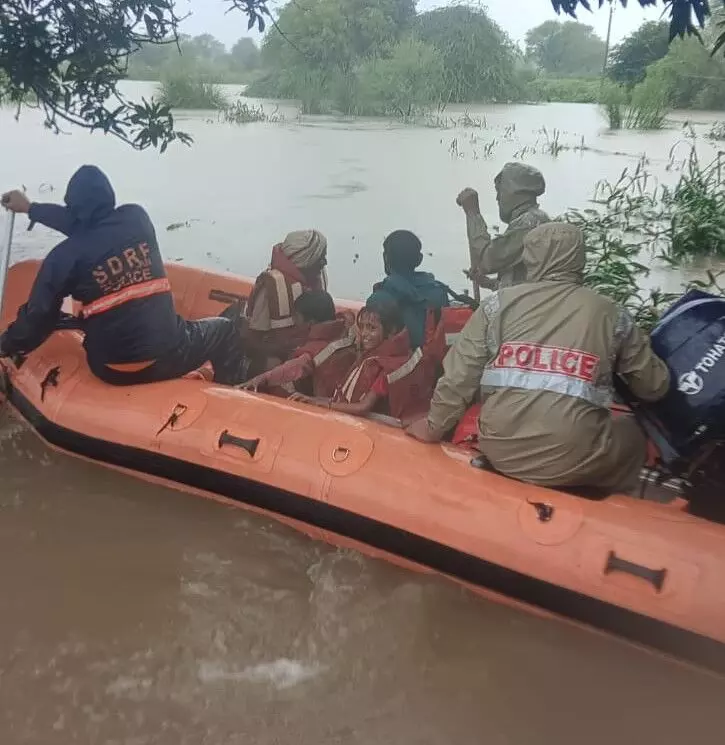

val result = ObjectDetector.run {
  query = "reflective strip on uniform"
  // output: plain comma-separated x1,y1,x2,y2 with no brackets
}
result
480,367,612,408
269,317,296,329
81,278,171,318
339,358,374,402
387,347,423,385
269,270,291,317
267,271,303,329
312,333,355,367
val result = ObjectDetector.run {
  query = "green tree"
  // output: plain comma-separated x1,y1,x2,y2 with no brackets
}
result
250,0,416,111
550,1,722,37
416,5,519,102
645,29,725,110
0,0,720,153
356,37,445,116
525,20,606,77
0,0,269,152
184,34,227,66
608,21,670,86
230,38,260,70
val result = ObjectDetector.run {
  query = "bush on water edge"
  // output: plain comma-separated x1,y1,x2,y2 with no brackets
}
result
566,147,725,330
524,76,602,104
157,73,228,110
221,100,284,124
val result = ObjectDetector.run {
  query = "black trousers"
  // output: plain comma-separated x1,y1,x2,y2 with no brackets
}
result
91,317,248,386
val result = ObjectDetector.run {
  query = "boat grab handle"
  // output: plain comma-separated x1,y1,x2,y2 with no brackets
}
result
604,550,667,592
218,430,260,458
209,289,247,307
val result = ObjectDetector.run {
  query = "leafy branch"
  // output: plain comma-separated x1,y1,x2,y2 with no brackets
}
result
0,0,269,152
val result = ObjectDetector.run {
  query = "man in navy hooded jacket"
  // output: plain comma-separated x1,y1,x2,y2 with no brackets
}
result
0,165,244,385
367,230,449,349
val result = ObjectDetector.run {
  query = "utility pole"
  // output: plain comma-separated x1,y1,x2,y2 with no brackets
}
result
602,0,615,76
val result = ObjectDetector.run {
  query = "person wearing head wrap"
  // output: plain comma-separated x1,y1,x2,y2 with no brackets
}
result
457,162,550,292
407,223,670,494
245,229,329,370
366,230,449,349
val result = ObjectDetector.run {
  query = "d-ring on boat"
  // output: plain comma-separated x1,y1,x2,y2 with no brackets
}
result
2,255,725,672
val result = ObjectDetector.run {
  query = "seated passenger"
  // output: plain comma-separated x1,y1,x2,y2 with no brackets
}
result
367,230,449,349
457,162,549,291
0,167,245,385
245,229,328,371
239,290,357,398
407,223,670,494
293,298,432,419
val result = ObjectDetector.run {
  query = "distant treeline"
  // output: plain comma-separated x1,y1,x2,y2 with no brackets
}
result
126,34,260,85
126,3,725,116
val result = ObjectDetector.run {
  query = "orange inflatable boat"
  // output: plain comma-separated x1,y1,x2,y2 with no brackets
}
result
3,259,725,670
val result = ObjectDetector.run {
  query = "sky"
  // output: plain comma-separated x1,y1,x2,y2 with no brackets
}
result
176,0,666,50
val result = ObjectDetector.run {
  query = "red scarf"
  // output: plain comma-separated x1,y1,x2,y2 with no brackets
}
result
270,244,325,291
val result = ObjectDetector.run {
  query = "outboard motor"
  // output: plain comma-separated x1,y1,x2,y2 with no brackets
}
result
648,289,725,454
621,289,725,521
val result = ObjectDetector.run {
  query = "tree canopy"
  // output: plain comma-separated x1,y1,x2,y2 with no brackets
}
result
608,21,670,86
550,0,722,39
0,0,723,152
248,0,518,113
525,20,606,77
248,0,418,112
127,34,260,82
416,6,520,102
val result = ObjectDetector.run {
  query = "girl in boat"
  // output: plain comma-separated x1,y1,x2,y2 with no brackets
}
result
239,290,357,398
245,229,329,374
291,298,435,421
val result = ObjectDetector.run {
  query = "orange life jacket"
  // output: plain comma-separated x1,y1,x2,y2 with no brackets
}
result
294,319,357,398
425,306,474,364
245,246,328,362
334,330,435,420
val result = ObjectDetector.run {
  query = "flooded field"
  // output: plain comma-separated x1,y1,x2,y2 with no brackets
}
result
2,84,725,744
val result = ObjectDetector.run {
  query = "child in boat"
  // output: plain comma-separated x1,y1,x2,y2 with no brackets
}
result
367,230,449,349
239,290,357,398
292,298,430,419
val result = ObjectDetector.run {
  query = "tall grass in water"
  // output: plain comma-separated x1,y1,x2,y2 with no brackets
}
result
566,160,674,331
624,74,669,130
221,100,276,124
565,148,725,330
158,72,227,109
598,81,626,130
598,76,669,131
664,150,725,261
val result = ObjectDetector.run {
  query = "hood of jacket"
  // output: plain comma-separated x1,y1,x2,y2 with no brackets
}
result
64,165,116,230
522,222,585,284
371,271,447,306
495,162,546,223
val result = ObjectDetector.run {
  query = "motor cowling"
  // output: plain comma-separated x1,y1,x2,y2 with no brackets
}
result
641,289,725,456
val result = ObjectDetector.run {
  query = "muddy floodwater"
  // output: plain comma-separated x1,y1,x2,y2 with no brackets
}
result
2,83,725,744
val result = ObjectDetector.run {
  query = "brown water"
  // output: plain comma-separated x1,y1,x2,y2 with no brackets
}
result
2,86,725,744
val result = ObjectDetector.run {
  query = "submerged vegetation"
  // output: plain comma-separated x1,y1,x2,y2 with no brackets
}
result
221,100,282,124
157,72,228,110
567,148,725,330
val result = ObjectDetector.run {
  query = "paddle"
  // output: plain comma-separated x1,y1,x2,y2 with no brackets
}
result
0,208,15,321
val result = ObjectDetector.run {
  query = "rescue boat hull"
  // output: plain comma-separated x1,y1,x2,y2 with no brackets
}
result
4,260,725,672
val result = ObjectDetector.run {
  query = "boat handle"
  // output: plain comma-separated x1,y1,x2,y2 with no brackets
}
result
604,550,667,592
218,430,260,458
209,289,246,307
